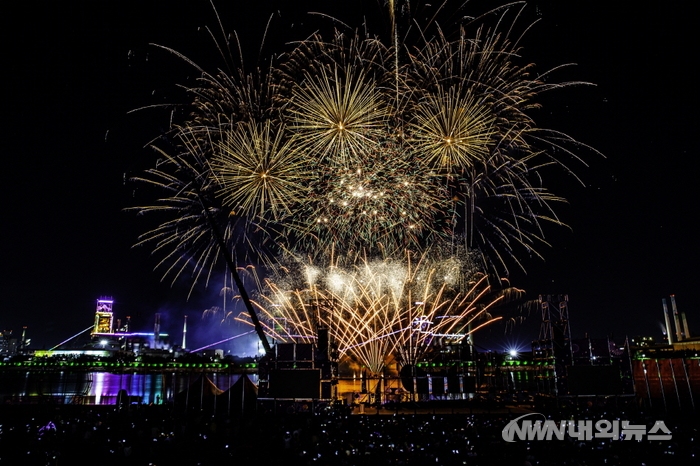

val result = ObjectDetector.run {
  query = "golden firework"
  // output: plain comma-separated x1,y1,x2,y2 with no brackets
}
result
214,120,310,220
130,1,596,299
236,250,522,374
408,84,496,170
288,65,390,166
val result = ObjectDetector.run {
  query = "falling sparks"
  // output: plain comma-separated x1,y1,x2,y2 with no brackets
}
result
235,250,523,374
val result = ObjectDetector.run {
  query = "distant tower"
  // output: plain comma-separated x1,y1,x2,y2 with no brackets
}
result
670,295,684,342
92,298,114,335
182,315,188,349
532,294,573,396
20,326,27,351
662,298,674,344
153,313,161,348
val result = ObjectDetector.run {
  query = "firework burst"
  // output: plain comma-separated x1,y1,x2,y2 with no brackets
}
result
407,85,496,171
131,3,594,278
129,1,596,357
287,64,390,166
287,138,452,256
235,249,522,373
127,129,225,292
213,120,310,220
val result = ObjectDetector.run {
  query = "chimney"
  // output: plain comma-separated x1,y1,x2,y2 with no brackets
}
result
671,295,691,340
670,295,684,341
182,315,188,349
662,298,673,344
154,313,161,348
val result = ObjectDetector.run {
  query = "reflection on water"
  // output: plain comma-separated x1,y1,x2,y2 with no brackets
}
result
0,371,258,405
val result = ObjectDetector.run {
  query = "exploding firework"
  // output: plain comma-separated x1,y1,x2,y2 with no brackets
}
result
129,2,596,359
213,120,310,221
287,139,452,256
287,62,391,167
234,249,523,373
127,130,227,292
131,2,594,284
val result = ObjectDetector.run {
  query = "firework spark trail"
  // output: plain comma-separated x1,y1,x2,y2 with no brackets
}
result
288,143,452,257
131,2,595,283
213,120,310,220
399,18,586,274
127,130,224,294
235,251,522,373
408,84,496,170
129,2,596,360
288,64,390,165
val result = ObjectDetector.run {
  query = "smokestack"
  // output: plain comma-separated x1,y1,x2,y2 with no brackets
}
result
670,295,683,341
682,313,691,339
154,313,161,348
182,315,188,349
671,295,691,340
662,298,673,344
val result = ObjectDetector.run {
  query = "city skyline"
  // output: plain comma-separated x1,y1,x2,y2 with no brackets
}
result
3,0,698,351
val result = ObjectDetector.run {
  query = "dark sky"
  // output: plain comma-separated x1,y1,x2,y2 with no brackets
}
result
2,1,698,351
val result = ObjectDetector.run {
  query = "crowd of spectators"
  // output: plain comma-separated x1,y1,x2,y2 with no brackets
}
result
0,398,697,465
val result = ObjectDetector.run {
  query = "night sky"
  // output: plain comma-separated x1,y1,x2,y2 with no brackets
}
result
3,1,698,352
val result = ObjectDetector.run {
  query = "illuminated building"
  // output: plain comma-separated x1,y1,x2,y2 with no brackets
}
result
92,298,114,336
